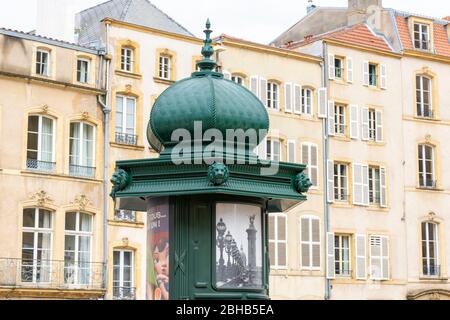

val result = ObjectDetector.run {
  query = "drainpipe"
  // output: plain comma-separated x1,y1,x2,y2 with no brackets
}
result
322,41,331,300
97,21,112,299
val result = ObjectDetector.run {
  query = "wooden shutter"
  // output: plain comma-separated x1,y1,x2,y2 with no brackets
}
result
347,57,354,83
362,165,369,206
301,217,310,268
258,136,267,160
223,70,231,80
287,140,296,163
311,218,321,268
375,110,383,142
370,236,383,280
285,83,293,113
380,64,387,89
361,107,369,141
328,54,335,80
328,100,335,136
260,78,268,108
250,76,259,97
294,84,302,114
317,88,327,118
381,236,389,280
355,234,367,280
326,232,336,279
380,167,387,208
350,104,359,139
310,144,318,187
363,61,369,86
352,163,363,205
327,160,334,203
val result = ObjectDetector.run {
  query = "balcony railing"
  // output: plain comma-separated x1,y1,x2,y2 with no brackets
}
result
27,159,56,173
113,286,136,300
114,210,137,223
115,132,138,146
69,164,96,178
423,265,441,278
0,258,105,290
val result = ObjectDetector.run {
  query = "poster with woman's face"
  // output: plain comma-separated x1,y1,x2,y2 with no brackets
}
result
147,197,170,300
215,203,263,289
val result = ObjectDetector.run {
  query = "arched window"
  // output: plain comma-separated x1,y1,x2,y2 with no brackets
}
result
421,221,440,277
27,115,55,172
69,122,95,178
418,144,435,188
22,208,53,283
416,75,432,118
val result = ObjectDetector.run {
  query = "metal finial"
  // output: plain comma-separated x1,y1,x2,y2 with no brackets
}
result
197,18,217,72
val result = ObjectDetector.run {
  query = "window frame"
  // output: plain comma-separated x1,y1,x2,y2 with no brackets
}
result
334,104,346,136
36,48,50,76
76,58,90,84
418,144,436,189
26,115,56,169
115,95,137,136
333,162,349,202
268,213,288,270
158,55,171,80
413,23,430,51
421,221,440,277
368,166,381,206
266,138,281,162
334,57,344,80
334,234,351,277
369,235,389,280
231,75,244,85
369,63,378,87
416,75,433,118
301,88,313,115
121,47,134,72
113,249,135,299
267,82,279,111
69,121,96,177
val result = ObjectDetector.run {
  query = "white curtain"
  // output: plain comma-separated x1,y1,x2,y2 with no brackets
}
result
116,96,124,133
70,123,80,166
126,98,135,134
40,117,53,162
82,124,94,167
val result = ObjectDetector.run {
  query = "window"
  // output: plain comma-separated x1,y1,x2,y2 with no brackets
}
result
335,235,351,277
416,76,433,118
69,122,95,178
266,139,281,161
418,144,435,188
27,115,55,172
231,75,244,85
334,57,343,79
113,250,135,300
268,213,287,269
368,109,376,141
267,82,279,110
159,55,171,79
22,208,52,283
334,104,346,136
369,235,389,280
301,88,313,115
334,163,348,202
421,222,440,277
362,108,383,142
36,49,50,76
77,59,89,83
369,166,381,205
302,143,318,187
114,210,136,223
64,212,93,285
414,23,430,50
121,47,134,72
369,63,378,87
115,95,137,146
301,216,320,270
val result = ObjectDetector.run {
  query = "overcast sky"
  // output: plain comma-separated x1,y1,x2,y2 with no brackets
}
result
0,0,448,44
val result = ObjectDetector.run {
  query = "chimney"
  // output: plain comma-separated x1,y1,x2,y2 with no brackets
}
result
36,0,76,42
348,0,382,11
307,0,316,14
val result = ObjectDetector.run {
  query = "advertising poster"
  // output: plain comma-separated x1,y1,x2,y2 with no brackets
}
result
146,197,170,300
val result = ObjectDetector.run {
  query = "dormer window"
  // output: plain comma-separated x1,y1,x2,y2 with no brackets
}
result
414,23,430,50
36,49,50,76
121,47,134,72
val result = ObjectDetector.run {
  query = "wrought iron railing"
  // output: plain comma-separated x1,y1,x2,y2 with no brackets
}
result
26,159,56,173
115,132,138,146
423,265,440,277
69,164,96,178
113,286,136,300
114,210,137,223
0,258,105,290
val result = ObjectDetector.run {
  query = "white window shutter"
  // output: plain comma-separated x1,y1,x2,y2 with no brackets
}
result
317,88,327,118
326,232,336,279
287,140,296,163
285,83,293,113
294,84,302,114
355,234,367,280
380,167,387,208
328,54,335,80
381,236,389,280
347,57,354,83
260,77,268,108
362,165,369,206
361,107,369,141
375,110,383,142
258,136,267,160
301,217,310,268
380,64,387,89
352,163,363,205
223,70,231,80
369,236,382,280
250,76,259,97
328,100,335,136
349,104,359,139
363,61,369,86
327,160,335,203
311,219,321,268
310,144,318,187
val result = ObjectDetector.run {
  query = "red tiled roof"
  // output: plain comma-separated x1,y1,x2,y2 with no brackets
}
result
395,16,450,58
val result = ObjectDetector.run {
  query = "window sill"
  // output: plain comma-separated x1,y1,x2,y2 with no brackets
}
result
414,116,440,122
331,135,351,142
367,141,386,147
108,220,145,229
115,70,142,79
332,79,349,86
153,77,175,85
419,276,448,281
416,187,444,192
21,170,102,182
367,206,390,213
331,202,352,209
110,142,145,151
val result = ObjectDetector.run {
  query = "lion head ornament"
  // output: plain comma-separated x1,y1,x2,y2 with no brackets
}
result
207,163,230,186
110,169,131,199
294,172,313,194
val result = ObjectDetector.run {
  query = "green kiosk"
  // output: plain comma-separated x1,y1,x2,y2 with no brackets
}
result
110,20,312,300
